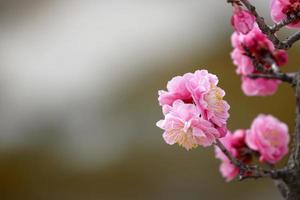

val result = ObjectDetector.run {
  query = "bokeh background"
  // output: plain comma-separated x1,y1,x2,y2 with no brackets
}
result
0,0,299,199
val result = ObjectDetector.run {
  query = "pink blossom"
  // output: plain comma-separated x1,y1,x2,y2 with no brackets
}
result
241,77,280,96
231,7,255,34
215,130,250,181
158,70,230,133
246,114,290,164
158,76,192,106
230,48,254,75
185,70,230,132
271,0,300,28
156,100,220,150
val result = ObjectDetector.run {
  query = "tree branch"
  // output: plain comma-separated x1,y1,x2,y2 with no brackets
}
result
283,31,300,49
271,14,299,33
247,73,296,84
215,139,285,180
288,72,300,166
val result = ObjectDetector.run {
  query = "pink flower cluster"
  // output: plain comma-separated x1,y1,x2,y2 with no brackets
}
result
231,26,288,96
157,70,230,150
271,0,300,28
215,114,289,181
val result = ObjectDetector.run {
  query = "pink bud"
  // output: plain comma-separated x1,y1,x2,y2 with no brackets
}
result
231,7,255,34
274,50,288,66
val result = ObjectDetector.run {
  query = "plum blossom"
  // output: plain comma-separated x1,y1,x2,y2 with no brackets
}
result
230,26,288,96
158,70,230,133
231,6,255,34
271,0,300,28
215,130,251,181
156,100,220,150
185,70,230,136
158,75,192,106
246,114,290,164
157,70,230,149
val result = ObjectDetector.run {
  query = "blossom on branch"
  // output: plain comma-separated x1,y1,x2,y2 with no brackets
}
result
230,26,288,96
157,70,230,149
215,130,251,181
246,114,290,164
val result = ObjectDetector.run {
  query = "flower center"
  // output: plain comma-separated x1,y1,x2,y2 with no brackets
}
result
177,128,197,149
262,130,281,147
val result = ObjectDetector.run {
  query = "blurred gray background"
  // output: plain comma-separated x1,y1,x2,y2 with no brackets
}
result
0,0,298,199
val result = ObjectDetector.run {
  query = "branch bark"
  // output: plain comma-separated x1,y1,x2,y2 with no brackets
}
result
247,73,296,84
283,31,300,49
271,14,299,33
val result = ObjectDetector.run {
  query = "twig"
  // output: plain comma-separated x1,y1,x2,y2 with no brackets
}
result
215,139,285,180
282,31,300,49
271,14,299,33
247,72,296,84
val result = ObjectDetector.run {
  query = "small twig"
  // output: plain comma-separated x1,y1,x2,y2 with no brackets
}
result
282,31,300,49
215,139,243,168
215,139,285,180
271,14,299,33
247,72,296,84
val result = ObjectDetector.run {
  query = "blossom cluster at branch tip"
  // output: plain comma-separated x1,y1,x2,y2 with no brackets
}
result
230,25,288,96
271,0,300,28
157,70,230,150
215,114,289,181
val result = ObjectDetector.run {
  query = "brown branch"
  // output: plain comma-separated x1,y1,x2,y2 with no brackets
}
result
247,73,296,84
289,72,300,166
215,139,285,180
282,31,300,49
271,14,299,33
